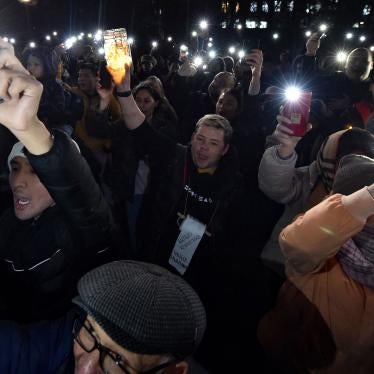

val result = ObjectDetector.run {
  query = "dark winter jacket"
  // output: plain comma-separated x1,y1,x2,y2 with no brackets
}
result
0,130,114,323
0,311,75,374
131,122,249,292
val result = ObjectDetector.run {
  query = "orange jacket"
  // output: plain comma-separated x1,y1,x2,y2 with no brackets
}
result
259,195,374,373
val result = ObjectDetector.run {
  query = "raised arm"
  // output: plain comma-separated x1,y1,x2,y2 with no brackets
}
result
107,62,145,130
258,113,311,204
280,186,374,276
0,40,111,246
247,49,263,96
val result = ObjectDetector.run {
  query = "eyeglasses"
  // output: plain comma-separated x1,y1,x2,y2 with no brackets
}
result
72,315,177,374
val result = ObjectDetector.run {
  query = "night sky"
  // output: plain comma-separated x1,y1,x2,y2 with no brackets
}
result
0,0,219,41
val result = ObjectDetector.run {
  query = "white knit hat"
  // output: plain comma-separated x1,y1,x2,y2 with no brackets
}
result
7,142,26,170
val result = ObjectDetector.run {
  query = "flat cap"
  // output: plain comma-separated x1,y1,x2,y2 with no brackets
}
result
73,261,206,358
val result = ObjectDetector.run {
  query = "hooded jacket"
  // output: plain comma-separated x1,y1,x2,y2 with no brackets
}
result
0,130,114,323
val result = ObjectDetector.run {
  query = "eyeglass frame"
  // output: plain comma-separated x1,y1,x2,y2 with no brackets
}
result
72,314,179,374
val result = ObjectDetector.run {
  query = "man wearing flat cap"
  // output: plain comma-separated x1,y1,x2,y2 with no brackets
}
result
0,261,206,373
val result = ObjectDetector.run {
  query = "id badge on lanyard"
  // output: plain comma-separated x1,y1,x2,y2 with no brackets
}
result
168,215,206,275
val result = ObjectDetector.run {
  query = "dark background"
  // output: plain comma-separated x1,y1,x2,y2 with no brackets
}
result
1,0,373,57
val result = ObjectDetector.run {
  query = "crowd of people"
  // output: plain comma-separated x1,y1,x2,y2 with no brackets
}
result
0,28,373,373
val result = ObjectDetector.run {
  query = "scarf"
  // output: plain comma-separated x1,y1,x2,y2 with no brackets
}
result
338,225,374,288
315,130,347,193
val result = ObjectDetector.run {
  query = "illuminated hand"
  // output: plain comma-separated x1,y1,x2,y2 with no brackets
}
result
0,41,43,132
107,60,132,91
0,40,51,155
306,33,320,56
274,113,312,158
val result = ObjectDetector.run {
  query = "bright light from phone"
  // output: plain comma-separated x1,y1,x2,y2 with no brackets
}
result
319,24,328,32
370,46,374,52
203,64,207,70
87,33,93,38
53,31,58,36
10,38,15,44
167,36,173,42
305,30,312,37
228,46,236,54
359,35,366,42
152,41,158,48
208,50,216,59
207,42,213,48
336,51,347,63
29,41,36,48
191,31,197,37
45,35,51,41
273,33,279,40
238,50,245,59
209,37,213,42
193,56,203,66
65,38,74,49
237,24,242,30
94,31,102,41
180,44,188,52
3,37,8,43
128,37,134,45
285,86,302,102
345,32,353,40
199,20,208,30
98,47,105,55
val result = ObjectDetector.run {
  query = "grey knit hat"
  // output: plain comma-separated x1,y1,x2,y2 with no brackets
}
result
73,261,206,358
332,154,374,195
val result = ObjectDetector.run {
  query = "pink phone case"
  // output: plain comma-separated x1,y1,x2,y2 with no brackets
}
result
283,91,313,137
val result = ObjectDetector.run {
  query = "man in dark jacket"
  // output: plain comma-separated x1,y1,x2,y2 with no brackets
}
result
108,61,276,372
0,40,114,323
0,260,206,374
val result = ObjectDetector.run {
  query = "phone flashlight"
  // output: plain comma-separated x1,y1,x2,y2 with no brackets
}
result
282,86,312,137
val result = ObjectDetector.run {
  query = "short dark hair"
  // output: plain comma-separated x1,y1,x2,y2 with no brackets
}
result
336,128,374,162
78,62,98,76
219,88,243,115
133,82,162,103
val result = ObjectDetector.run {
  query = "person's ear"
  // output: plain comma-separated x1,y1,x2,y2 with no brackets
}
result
165,360,188,374
191,132,196,143
222,143,230,155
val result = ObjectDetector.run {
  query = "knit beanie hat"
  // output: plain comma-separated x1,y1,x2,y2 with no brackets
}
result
73,261,206,358
332,154,374,195
7,142,26,170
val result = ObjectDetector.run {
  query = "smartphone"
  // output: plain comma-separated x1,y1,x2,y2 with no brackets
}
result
282,91,313,137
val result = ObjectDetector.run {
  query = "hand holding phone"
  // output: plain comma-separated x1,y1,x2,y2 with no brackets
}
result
282,89,312,137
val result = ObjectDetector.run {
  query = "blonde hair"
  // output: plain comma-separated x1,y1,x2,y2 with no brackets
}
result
195,114,233,144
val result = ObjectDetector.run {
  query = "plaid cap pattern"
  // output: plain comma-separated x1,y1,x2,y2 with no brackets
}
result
73,261,206,358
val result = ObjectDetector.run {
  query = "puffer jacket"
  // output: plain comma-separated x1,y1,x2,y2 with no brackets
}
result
0,130,114,323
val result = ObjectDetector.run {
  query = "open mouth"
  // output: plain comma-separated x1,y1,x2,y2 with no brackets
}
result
14,197,31,210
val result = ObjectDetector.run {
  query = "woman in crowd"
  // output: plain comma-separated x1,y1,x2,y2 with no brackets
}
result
23,46,67,130
133,81,179,140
